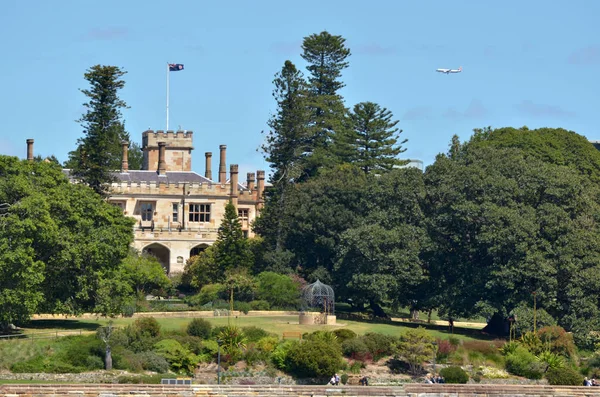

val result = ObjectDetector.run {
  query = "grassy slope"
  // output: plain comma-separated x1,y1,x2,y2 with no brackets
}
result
20,315,489,342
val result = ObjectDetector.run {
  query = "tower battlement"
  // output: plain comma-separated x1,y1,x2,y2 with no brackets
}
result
142,130,194,172
142,130,194,149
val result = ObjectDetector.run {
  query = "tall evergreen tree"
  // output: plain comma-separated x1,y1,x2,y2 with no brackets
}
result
300,31,352,179
346,102,407,173
261,60,310,185
67,65,130,196
301,31,351,96
257,61,310,256
213,202,252,272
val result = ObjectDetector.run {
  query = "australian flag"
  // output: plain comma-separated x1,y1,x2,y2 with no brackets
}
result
169,63,184,71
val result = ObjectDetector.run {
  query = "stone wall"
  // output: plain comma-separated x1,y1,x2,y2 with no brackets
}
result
3,383,600,397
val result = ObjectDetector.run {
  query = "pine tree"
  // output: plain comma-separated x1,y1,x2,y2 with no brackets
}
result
301,31,351,96
213,202,252,272
347,102,407,173
258,61,311,254
67,65,131,196
261,60,310,185
300,31,352,179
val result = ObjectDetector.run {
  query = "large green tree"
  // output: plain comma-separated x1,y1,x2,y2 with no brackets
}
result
334,168,430,316
300,31,352,179
66,65,131,195
345,101,408,173
0,156,135,328
425,135,600,343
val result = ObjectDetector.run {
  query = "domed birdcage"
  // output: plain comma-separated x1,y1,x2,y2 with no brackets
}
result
301,279,335,314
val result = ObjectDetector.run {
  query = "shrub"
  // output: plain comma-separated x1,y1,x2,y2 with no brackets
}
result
116,374,165,384
499,341,520,356
448,336,461,347
154,339,199,374
349,360,365,374
11,356,81,374
480,366,510,379
244,346,267,366
505,346,544,379
462,340,503,355
304,330,339,345
54,335,104,370
398,327,435,375
186,318,212,339
285,339,343,378
125,317,162,352
537,326,576,358
520,331,543,355
234,301,251,314
341,338,371,361
242,326,274,342
133,317,161,337
333,329,357,343
256,272,301,308
271,340,298,370
341,373,349,384
190,283,225,306
545,367,584,386
255,336,279,354
440,366,469,384
511,304,556,337
249,300,270,310
166,334,204,355
137,351,170,373
435,338,457,361
361,332,398,360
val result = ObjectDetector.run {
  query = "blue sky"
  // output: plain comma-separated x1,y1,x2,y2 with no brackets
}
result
1,0,598,178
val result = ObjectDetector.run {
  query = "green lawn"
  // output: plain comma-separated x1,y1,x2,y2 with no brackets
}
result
19,315,490,342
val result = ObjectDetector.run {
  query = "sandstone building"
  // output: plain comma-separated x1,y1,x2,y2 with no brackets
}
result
25,130,266,274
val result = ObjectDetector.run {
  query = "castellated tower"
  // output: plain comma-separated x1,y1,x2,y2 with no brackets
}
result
142,130,194,172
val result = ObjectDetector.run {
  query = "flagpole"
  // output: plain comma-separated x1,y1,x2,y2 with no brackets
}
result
166,63,170,131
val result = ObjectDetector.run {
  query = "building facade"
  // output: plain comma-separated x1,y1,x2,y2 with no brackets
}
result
26,130,266,274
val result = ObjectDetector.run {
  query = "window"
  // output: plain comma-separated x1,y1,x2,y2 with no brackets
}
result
189,203,211,222
172,203,179,222
141,202,153,221
238,208,249,229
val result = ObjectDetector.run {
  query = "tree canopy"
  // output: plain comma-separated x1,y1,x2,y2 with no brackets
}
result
0,156,135,328
66,65,131,195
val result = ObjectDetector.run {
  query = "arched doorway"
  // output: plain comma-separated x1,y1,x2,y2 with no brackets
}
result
143,243,171,273
190,243,209,258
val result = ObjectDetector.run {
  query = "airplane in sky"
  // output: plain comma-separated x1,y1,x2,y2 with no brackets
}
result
436,66,462,74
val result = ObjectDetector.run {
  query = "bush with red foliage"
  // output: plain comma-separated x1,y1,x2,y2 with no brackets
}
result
537,326,576,358
435,338,457,360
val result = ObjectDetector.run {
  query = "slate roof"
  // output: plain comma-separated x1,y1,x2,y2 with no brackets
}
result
62,169,248,190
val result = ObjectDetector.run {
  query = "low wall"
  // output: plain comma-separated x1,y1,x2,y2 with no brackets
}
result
3,383,600,397
31,311,300,320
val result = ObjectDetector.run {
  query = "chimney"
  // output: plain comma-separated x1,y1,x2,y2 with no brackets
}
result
247,172,255,191
256,170,265,210
205,152,212,180
219,145,227,184
230,164,239,207
157,142,167,175
121,141,129,173
26,139,34,162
